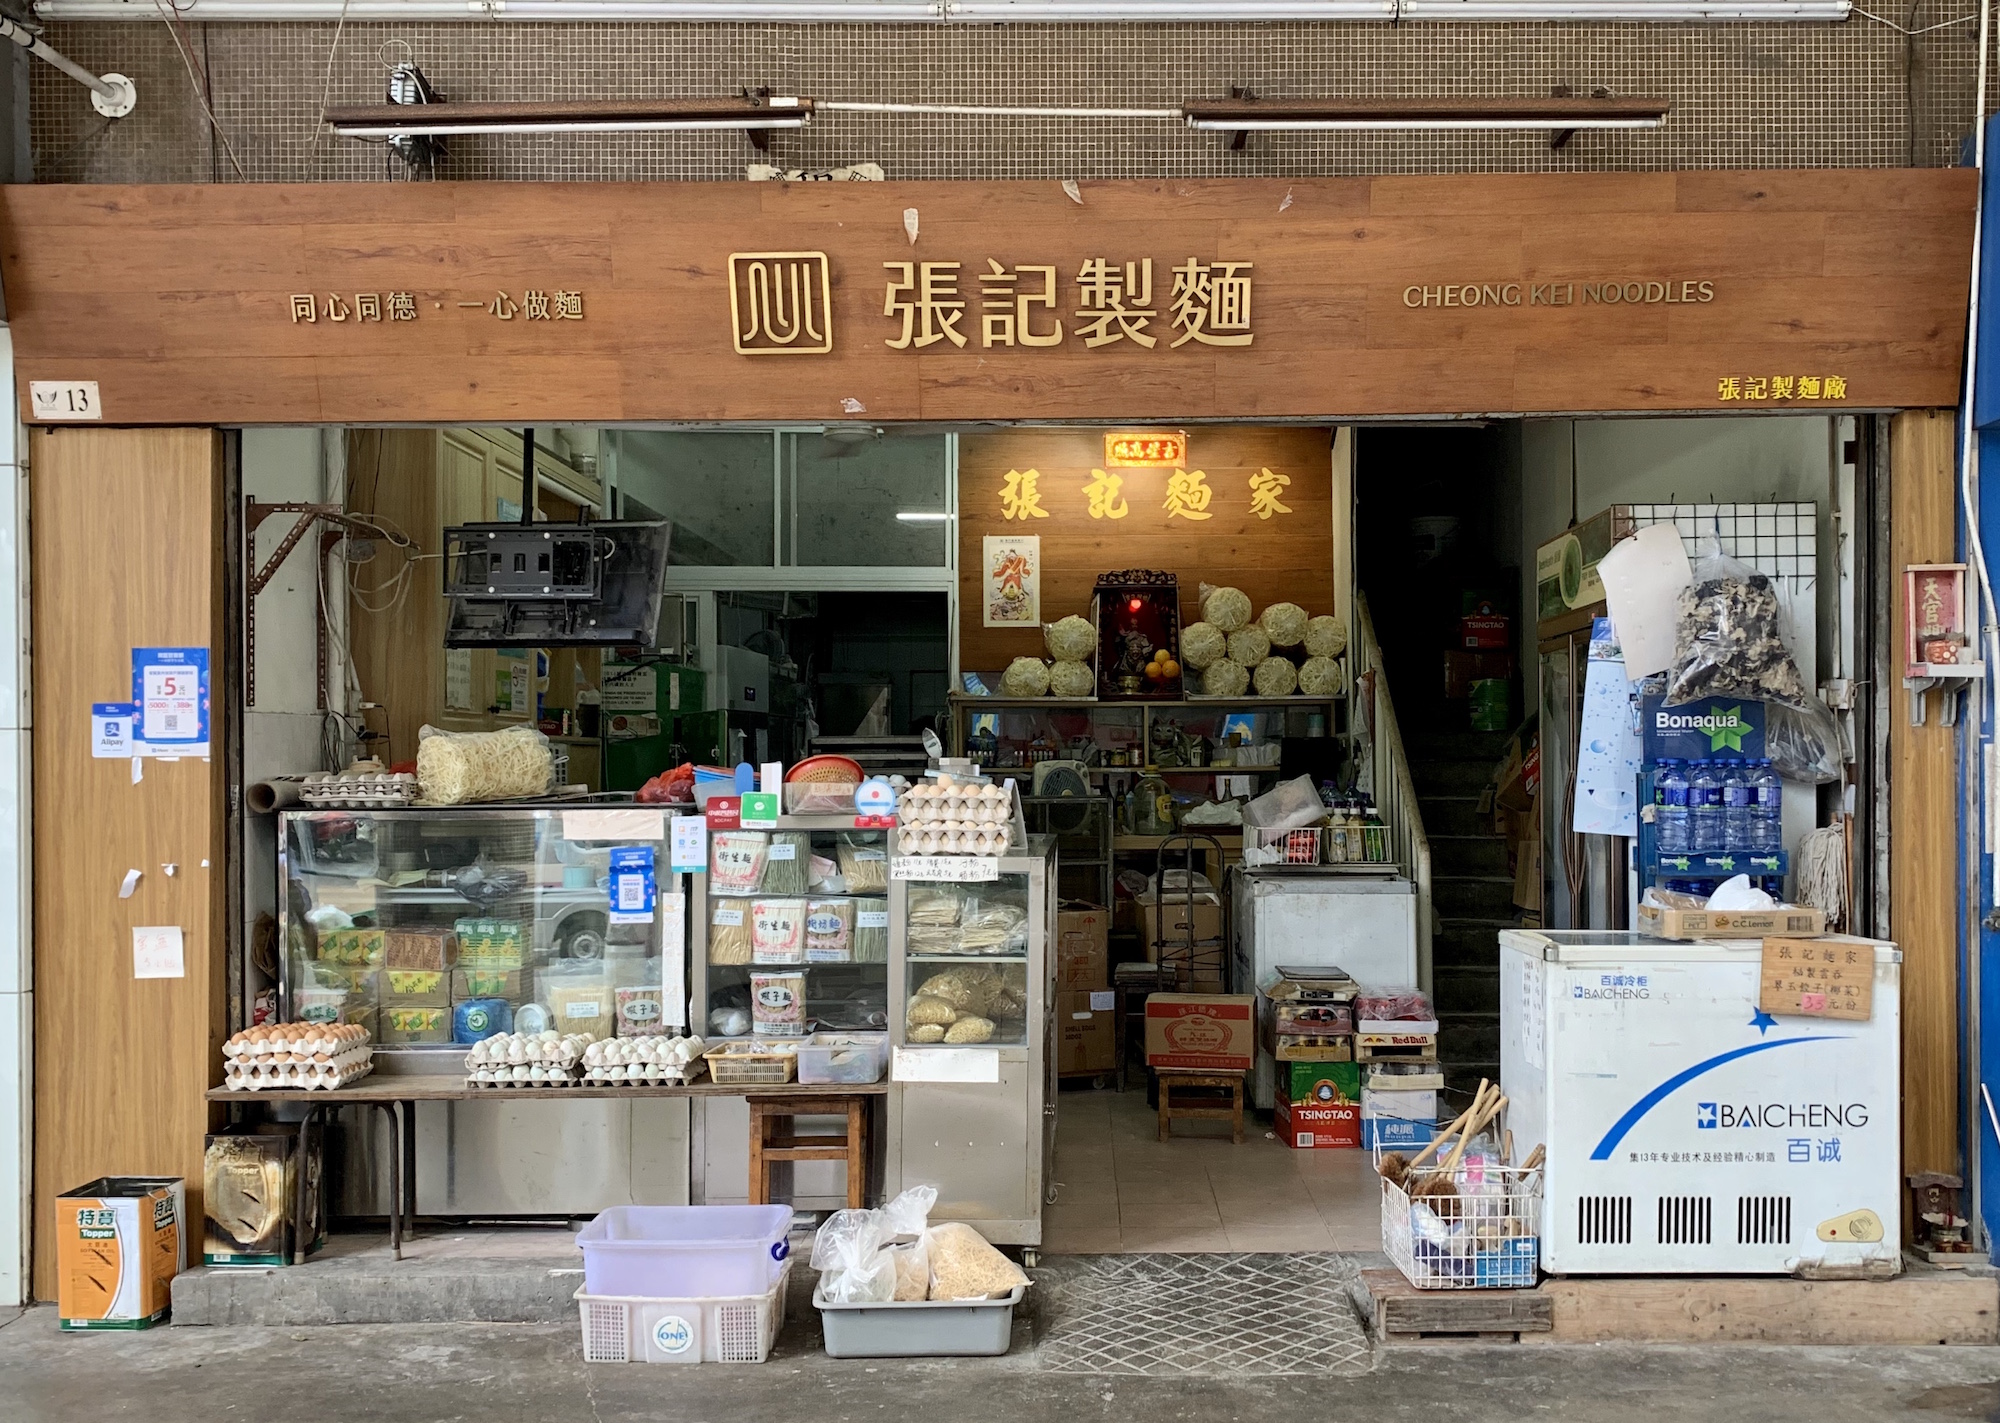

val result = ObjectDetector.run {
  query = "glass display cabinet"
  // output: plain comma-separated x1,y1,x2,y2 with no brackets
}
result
280,806,680,1054
888,830,1056,1249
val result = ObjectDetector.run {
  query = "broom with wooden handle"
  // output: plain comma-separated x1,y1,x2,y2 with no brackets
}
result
1378,1078,1489,1186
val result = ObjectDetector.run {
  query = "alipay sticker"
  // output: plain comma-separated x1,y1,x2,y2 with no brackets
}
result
609,846,657,925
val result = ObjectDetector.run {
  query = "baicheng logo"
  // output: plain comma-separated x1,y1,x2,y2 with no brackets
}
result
1696,1103,1719,1129
1696,1100,1868,1130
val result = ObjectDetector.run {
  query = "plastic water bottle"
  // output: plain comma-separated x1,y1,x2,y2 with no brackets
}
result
1721,761,1753,852
1751,758,1784,853
1655,760,1691,854
1690,760,1724,853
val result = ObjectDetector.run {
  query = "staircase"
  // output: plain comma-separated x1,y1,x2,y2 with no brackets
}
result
1405,729,1516,1096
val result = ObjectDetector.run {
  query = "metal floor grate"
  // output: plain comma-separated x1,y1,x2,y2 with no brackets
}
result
1033,1253,1372,1377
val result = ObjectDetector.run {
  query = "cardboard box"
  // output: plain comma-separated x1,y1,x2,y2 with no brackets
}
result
1362,1117,1440,1151
1365,1064,1446,1092
1443,650,1515,700
203,1124,324,1267
57,1177,183,1329
452,966,531,1001
1058,988,1118,1075
1279,1060,1360,1106
1461,614,1511,650
1636,902,1828,940
1056,903,1111,989
1362,1087,1438,1120
1271,1000,1354,1035
1512,804,1543,914
1138,895,1224,965
1275,1097,1360,1149
1144,993,1255,1073
1271,1034,1354,1062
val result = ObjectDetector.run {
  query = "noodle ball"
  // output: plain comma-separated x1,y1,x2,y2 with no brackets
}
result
1180,621,1226,671
1200,585,1253,633
1253,656,1298,697
1226,627,1271,668
1202,659,1251,697
1305,615,1348,658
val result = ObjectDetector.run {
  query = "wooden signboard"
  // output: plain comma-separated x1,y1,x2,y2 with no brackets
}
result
1759,935,1875,1021
957,426,1335,674
0,169,1973,426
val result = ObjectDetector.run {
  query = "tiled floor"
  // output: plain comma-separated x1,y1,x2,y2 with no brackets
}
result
1043,1085,1380,1255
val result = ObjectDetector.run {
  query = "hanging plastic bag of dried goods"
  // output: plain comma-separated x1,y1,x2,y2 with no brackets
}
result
1661,535,1810,708
1766,697,1844,784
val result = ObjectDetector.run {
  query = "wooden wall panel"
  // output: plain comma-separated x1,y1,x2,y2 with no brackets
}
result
0,171,1973,426
31,427,225,1301
958,427,1336,673
1889,409,1959,1186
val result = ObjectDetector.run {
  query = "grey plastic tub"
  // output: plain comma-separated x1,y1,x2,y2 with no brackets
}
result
813,1286,1024,1358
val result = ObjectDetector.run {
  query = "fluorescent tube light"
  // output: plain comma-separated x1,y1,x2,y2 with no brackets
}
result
38,0,942,17
1183,95,1670,130
1397,0,1848,15
895,511,956,522
945,0,1396,14
326,97,813,137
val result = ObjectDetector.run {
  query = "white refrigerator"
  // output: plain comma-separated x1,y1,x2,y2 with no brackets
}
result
1233,868,1419,1109
1500,928,1901,1277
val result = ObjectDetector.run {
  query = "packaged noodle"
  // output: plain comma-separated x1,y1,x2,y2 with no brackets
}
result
1180,621,1226,671
851,898,890,962
1044,615,1097,662
1254,655,1299,697
750,971,807,1036
1299,655,1345,697
751,898,807,963
1198,583,1253,633
1227,626,1271,668
709,831,769,894
759,831,812,895
1203,659,1250,697
999,657,1051,698
416,724,555,805
805,898,855,962
1304,614,1347,658
837,836,889,893
1049,660,1095,698
708,899,753,964
1259,602,1309,648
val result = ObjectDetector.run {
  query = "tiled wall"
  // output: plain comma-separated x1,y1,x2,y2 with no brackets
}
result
27,10,1989,183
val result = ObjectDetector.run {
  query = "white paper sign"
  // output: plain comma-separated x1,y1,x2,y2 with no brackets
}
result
893,1046,1001,1083
1089,990,1116,1011
1599,522,1693,679
600,665,657,713
562,808,666,843
892,856,1002,883
510,661,532,716
660,891,688,1028
445,649,474,711
133,925,185,979
30,380,100,421
670,815,708,873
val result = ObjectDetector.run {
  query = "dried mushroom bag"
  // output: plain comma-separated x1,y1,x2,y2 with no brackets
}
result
416,724,555,805
708,900,753,964
1663,545,1810,708
925,1221,1031,1301
1044,614,1097,662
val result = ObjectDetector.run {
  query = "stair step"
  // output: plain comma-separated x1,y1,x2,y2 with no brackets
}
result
1443,1063,1503,1101
1433,919,1511,966
1404,730,1514,762
1410,759,1494,795
1432,875,1518,919
1417,796,1489,837
1440,1016,1501,1064
1428,834,1510,877
1432,964,1500,1014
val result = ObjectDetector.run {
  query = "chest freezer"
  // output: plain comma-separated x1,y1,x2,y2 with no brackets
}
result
1500,929,1900,1277
1233,869,1419,1108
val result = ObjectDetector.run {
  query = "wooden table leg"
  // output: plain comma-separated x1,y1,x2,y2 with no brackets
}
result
845,1098,866,1209
1158,1076,1170,1141
1231,1078,1244,1145
748,1100,769,1206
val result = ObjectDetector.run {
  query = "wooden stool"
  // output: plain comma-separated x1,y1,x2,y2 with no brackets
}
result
747,1095,870,1208
1157,1071,1245,1144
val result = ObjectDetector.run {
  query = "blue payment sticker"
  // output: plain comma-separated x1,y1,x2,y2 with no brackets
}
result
131,647,210,752
609,845,657,925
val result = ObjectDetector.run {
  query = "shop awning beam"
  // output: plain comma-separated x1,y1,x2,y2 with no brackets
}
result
31,0,1851,18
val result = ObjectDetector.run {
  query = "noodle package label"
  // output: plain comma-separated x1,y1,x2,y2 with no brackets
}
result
709,832,768,893
608,846,656,925
751,898,807,963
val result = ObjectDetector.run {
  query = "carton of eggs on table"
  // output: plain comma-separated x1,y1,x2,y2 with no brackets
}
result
463,1029,595,1088
581,1034,707,1085
222,1023,374,1091
898,775,1013,856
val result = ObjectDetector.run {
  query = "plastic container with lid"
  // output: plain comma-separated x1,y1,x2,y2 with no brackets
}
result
577,1204,793,1300
797,1031,888,1085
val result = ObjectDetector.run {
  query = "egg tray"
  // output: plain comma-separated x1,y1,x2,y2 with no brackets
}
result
228,1043,375,1072
465,1066,586,1088
896,826,1013,857
224,1059,375,1092
579,1063,705,1086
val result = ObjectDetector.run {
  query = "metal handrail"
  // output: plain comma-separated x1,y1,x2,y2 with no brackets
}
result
1354,592,1434,991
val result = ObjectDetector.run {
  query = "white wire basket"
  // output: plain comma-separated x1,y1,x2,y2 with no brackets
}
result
1377,1150,1543,1290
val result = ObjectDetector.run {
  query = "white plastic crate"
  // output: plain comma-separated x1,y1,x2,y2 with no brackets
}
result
1378,1155,1541,1290
576,1262,790,1364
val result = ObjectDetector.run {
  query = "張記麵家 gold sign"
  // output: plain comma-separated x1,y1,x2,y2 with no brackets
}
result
1402,280,1716,309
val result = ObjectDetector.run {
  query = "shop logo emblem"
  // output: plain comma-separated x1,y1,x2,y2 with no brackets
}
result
730,252,834,356
651,1313,695,1355
1696,1103,1719,1129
